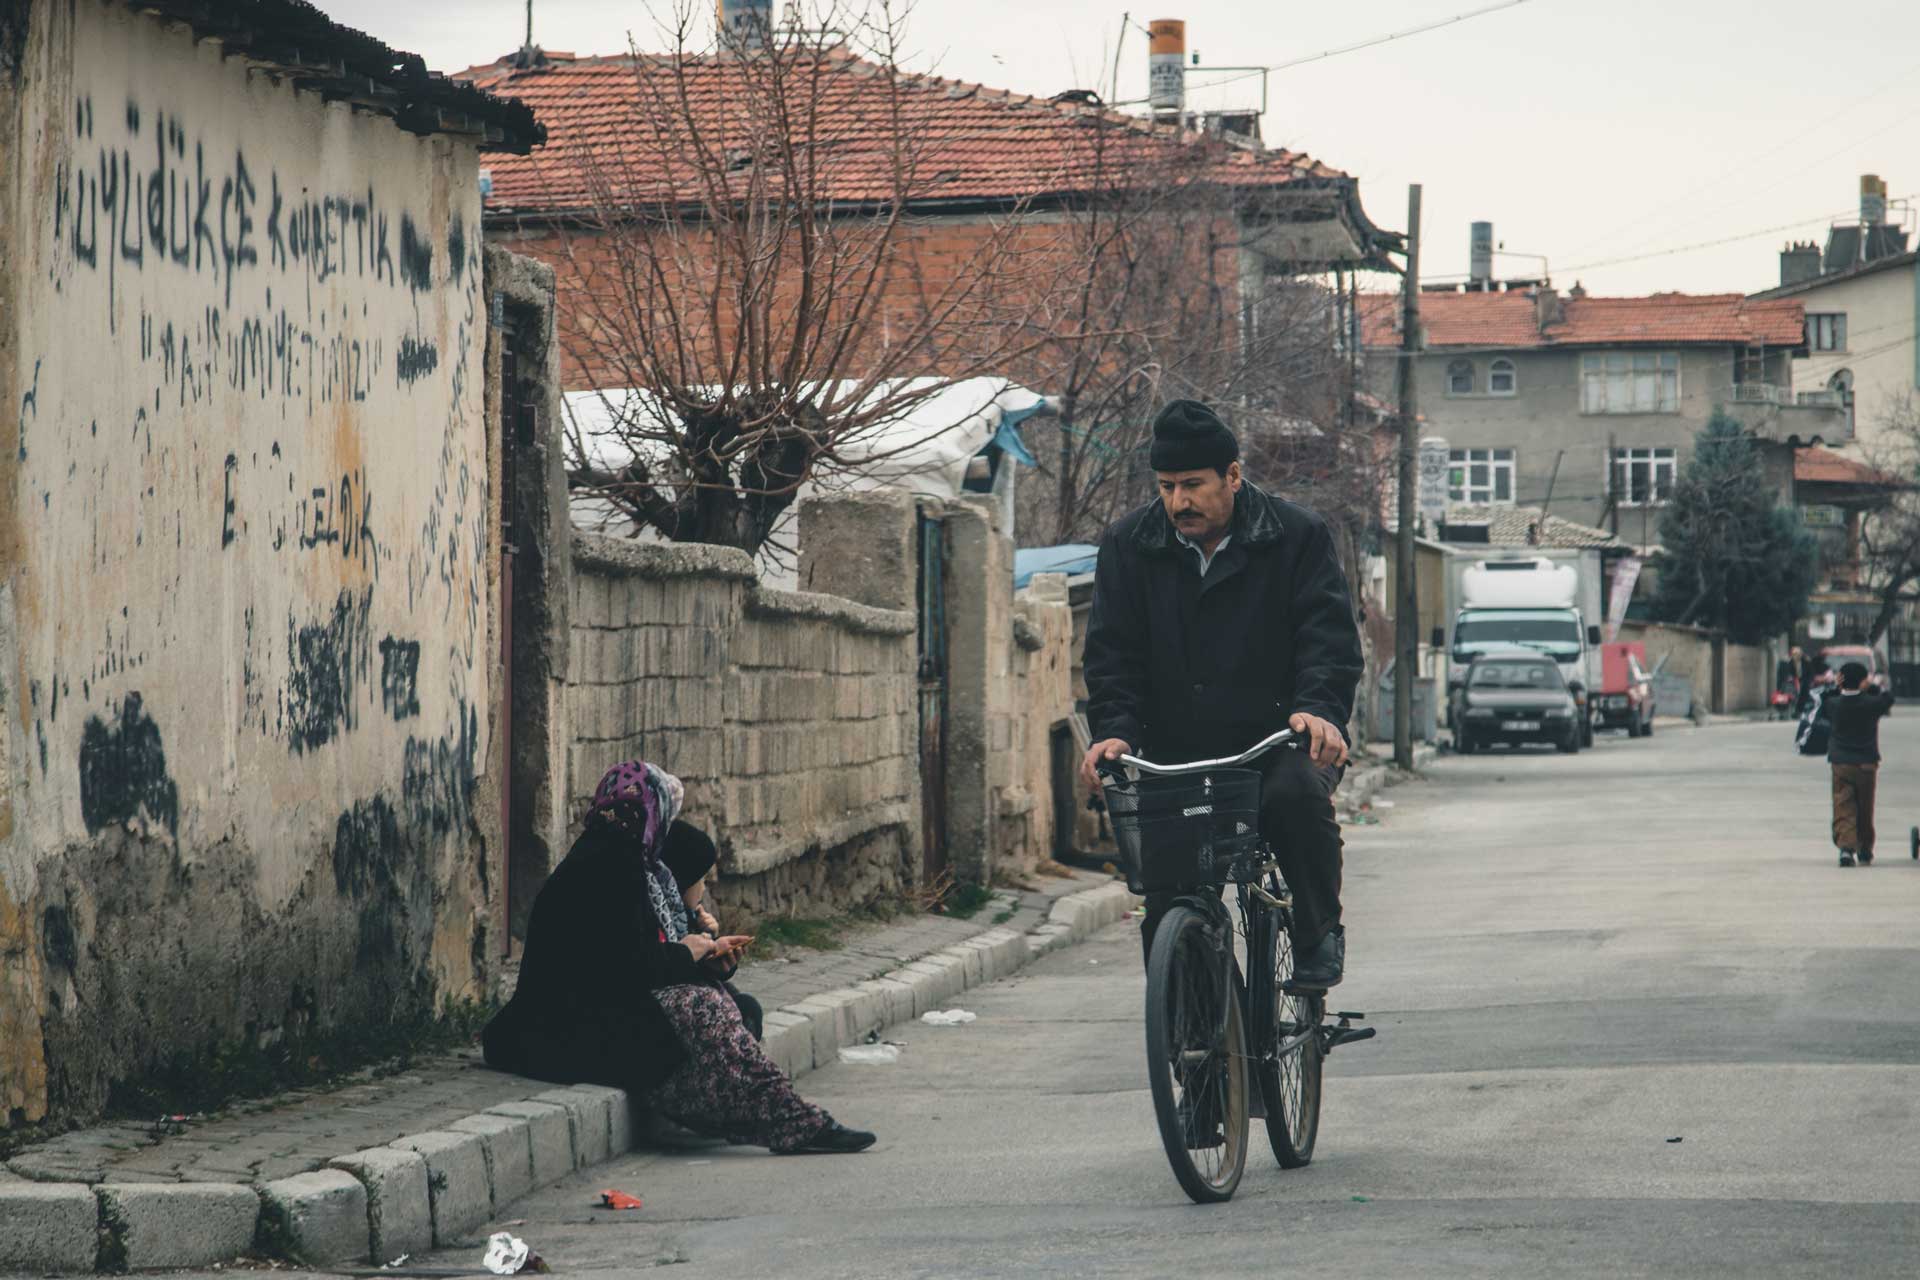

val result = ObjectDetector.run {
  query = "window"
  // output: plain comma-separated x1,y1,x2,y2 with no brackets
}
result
1448,447,1515,504
1446,359,1475,395
1488,357,1517,395
1809,312,1847,352
1610,446,1677,506
1830,368,1855,433
1582,351,1680,414
1469,659,1566,690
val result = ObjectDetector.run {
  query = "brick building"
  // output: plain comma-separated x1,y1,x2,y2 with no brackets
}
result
463,48,1398,394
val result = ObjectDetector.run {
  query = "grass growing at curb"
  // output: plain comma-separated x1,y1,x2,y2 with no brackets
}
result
753,916,845,951
940,883,997,920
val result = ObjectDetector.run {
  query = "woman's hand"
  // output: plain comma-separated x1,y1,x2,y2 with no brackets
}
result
694,906,720,936
680,933,718,962
704,935,755,967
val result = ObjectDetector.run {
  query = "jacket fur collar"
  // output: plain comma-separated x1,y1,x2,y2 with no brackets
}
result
1130,480,1289,554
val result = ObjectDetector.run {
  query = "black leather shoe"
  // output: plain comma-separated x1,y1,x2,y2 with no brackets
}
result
785,1122,877,1154
1859,848,1875,865
1287,927,1346,991
1839,850,1857,867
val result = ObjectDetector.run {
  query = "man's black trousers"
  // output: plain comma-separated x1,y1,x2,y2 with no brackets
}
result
1138,746,1344,962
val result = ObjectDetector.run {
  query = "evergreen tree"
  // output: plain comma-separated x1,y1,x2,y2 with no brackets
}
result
1650,411,1817,643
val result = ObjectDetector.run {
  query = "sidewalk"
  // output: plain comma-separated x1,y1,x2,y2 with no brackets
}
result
0,871,1136,1274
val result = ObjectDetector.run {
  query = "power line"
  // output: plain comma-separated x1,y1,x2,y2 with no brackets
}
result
1559,198,1918,276
1559,56,1920,263
1107,1,1537,110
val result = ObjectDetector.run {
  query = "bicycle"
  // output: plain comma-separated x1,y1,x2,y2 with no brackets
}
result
1099,728,1376,1204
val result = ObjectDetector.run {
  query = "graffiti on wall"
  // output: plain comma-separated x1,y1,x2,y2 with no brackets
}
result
25,64,491,850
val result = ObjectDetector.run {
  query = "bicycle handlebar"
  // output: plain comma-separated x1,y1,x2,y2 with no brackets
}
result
1105,728,1298,779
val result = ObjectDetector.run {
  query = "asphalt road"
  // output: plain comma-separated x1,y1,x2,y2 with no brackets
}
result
408,716,1920,1277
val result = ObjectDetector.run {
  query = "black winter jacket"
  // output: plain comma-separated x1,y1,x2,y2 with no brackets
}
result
1083,482,1364,763
482,821,726,1094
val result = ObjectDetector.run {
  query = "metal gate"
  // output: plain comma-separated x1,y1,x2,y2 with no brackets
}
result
915,512,949,883
1891,625,1920,698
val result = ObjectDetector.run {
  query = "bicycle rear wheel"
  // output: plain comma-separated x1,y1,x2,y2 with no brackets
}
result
1144,904,1249,1203
1256,902,1323,1168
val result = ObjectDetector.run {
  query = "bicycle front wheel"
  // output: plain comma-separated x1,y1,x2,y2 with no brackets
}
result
1144,904,1249,1203
1258,911,1323,1169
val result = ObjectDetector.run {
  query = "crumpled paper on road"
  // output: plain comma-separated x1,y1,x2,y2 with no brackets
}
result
921,1009,977,1026
839,1043,902,1064
483,1234,529,1275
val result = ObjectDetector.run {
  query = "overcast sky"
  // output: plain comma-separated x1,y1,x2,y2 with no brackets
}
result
327,0,1920,296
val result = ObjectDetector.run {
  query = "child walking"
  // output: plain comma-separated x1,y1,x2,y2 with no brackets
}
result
1829,661,1895,867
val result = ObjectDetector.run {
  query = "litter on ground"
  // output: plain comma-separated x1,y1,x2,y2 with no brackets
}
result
597,1189,644,1210
921,1009,978,1026
483,1234,529,1276
838,1043,903,1065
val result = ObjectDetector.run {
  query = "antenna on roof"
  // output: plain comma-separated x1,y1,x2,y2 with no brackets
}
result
510,0,547,69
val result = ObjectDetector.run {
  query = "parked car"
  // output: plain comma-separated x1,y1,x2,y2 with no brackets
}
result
1815,644,1880,686
1453,653,1582,754
1595,641,1656,737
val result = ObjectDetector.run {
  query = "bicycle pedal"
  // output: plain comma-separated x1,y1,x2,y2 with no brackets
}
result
1336,1011,1366,1021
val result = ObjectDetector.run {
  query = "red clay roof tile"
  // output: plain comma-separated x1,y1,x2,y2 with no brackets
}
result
1795,447,1903,487
1359,290,1806,351
462,51,1345,214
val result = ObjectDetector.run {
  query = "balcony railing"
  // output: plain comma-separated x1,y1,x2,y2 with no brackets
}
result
1717,384,1851,444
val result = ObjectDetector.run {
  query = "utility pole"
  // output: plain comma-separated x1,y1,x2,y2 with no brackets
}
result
1393,184,1422,771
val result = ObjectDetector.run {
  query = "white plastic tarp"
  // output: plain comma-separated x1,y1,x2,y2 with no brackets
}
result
562,377,1047,586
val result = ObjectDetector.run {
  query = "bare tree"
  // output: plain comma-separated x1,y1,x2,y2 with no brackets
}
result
550,1,1067,553
1854,395,1920,643
1008,120,1386,550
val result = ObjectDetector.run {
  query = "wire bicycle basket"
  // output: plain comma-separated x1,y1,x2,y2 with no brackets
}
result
1102,768,1263,893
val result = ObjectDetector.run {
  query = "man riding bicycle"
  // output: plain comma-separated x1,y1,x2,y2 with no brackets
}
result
1079,400,1364,990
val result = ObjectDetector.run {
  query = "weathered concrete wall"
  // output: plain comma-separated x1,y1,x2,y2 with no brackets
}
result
566,508,918,927
1002,574,1074,875
941,498,1002,885
485,247,571,942
0,1,499,1125
1618,622,1769,715
1722,638,1772,714
1621,622,1715,717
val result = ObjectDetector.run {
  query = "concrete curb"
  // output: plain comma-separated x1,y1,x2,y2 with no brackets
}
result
1343,743,1438,812
0,877,1140,1274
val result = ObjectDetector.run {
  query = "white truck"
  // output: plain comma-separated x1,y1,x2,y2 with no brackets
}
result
1438,556,1604,748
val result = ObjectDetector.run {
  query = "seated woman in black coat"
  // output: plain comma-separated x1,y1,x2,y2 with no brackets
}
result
663,822,763,1043
483,759,875,1154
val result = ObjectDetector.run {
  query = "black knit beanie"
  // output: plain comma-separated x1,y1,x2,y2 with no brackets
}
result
661,819,718,891
1149,400,1238,473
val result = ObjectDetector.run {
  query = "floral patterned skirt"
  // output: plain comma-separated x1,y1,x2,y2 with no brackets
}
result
650,983,831,1153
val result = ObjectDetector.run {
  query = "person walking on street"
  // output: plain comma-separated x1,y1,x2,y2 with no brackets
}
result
1828,661,1895,867
1078,400,1364,989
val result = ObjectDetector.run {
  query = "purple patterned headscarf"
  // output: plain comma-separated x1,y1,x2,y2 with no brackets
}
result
587,759,690,939
587,760,685,859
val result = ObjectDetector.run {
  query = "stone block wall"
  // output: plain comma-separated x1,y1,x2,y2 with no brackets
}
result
566,520,919,926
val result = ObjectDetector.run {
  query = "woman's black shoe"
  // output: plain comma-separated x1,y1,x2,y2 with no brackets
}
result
785,1122,877,1154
